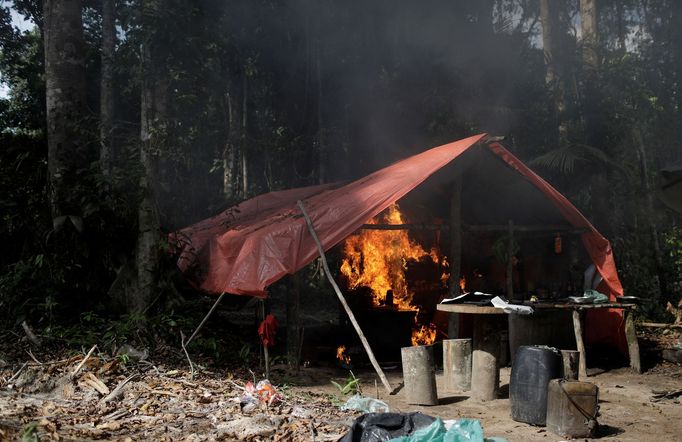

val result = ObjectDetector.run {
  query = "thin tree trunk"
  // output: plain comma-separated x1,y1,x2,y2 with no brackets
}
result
134,23,166,314
223,88,238,200
540,0,567,140
241,72,248,198
43,0,87,219
286,274,301,370
615,1,626,53
316,33,326,184
634,129,664,299
580,0,599,69
100,0,116,177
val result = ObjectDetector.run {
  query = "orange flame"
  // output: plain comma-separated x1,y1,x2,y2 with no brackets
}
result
411,323,437,346
459,276,466,292
336,345,351,365
340,204,437,310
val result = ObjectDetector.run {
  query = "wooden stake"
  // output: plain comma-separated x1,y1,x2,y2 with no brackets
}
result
624,309,641,373
572,310,588,379
297,200,393,394
448,177,462,339
561,349,580,380
185,292,226,347
507,220,514,299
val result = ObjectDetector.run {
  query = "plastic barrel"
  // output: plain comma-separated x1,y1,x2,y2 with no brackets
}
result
510,345,562,425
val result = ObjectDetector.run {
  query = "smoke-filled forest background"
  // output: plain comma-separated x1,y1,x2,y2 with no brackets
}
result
1,0,681,342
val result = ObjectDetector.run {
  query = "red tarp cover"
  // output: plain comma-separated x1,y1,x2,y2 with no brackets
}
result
170,134,627,353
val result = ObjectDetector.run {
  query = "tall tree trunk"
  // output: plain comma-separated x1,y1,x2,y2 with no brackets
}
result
316,34,326,185
134,19,166,314
222,86,239,200
580,0,599,70
615,0,626,53
634,129,664,299
43,0,87,219
241,72,248,198
539,0,567,140
100,0,116,176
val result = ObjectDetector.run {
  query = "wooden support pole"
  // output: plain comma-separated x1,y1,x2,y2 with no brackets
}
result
185,292,226,347
572,310,588,380
448,177,462,338
507,220,514,300
624,309,642,373
286,274,301,370
561,349,580,380
297,200,393,394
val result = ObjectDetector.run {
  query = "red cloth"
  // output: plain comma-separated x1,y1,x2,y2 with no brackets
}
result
170,134,627,354
488,142,626,354
258,314,278,347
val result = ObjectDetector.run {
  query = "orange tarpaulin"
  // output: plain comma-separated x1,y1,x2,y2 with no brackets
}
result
170,134,627,353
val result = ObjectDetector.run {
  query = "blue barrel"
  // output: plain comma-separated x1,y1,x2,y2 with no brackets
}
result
510,345,562,425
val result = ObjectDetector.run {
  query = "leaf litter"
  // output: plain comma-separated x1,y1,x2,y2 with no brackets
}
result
0,351,358,441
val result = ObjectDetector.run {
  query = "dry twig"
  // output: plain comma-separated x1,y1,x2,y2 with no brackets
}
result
72,344,98,378
100,373,138,404
5,362,28,386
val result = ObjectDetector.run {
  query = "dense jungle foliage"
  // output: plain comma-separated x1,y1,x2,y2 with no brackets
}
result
0,0,680,347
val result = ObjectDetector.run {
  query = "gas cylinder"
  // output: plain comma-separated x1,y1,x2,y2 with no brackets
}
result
546,379,599,438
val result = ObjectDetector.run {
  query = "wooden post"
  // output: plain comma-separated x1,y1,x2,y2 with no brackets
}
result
401,345,438,405
443,338,472,391
448,177,462,338
297,200,393,394
624,309,642,373
572,310,588,379
561,350,580,380
507,220,514,299
286,274,301,370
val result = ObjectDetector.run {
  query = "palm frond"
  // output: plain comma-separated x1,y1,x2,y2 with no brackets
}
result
530,145,582,174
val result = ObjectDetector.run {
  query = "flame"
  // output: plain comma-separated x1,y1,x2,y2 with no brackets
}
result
411,323,437,346
336,345,351,365
340,204,437,310
459,276,466,292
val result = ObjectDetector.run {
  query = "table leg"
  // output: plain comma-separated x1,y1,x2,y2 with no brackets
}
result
572,310,588,380
471,315,501,401
624,309,641,373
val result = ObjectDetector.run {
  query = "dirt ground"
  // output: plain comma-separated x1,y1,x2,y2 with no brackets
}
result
290,362,682,442
0,334,681,441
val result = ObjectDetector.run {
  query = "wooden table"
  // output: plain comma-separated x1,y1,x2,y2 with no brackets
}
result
436,304,506,401
437,302,641,400
527,302,640,378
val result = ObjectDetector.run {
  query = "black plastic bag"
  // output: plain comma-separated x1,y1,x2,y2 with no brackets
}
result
340,412,436,442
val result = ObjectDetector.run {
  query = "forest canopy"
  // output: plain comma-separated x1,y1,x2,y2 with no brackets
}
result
0,0,680,336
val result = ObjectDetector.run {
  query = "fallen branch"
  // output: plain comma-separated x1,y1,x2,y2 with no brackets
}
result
639,322,682,329
72,344,98,378
21,321,41,347
25,349,42,365
5,362,28,386
297,200,393,395
651,388,682,402
100,373,138,404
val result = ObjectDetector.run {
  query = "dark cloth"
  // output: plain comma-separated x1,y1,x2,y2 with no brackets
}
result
340,412,436,442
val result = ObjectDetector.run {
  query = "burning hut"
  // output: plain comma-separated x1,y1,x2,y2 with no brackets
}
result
170,134,627,366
